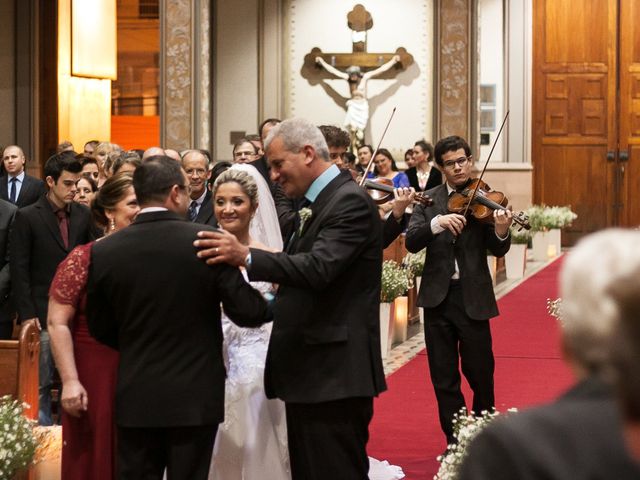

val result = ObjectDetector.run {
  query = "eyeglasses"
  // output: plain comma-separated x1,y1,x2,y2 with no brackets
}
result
234,150,257,158
442,156,471,170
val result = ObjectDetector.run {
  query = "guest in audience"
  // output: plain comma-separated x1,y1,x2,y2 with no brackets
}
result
0,198,17,339
259,118,281,144
57,140,75,154
142,146,166,160
80,157,101,185
233,138,260,164
86,156,270,480
373,149,410,219
404,148,415,168
11,153,92,425
112,150,142,175
356,144,374,175
1,145,46,208
246,134,264,156
406,135,512,446
318,125,350,168
165,148,182,162
95,142,119,187
48,173,138,480
406,140,442,192
208,165,288,479
83,140,99,159
182,150,216,226
74,176,98,208
460,229,640,479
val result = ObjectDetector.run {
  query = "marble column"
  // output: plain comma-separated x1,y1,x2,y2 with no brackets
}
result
160,0,211,151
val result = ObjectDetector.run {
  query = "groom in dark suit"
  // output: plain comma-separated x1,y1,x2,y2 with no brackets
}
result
196,118,387,479
86,156,271,480
406,135,512,446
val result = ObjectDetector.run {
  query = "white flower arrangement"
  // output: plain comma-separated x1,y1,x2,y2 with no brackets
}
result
381,260,410,303
526,205,577,232
435,407,517,480
402,249,426,278
0,396,38,479
509,225,531,245
298,207,313,235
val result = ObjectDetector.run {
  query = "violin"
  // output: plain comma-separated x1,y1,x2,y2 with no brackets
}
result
364,178,433,206
447,178,530,230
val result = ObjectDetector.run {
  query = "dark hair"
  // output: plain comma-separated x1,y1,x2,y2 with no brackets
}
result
112,150,142,174
233,138,259,155
210,161,232,186
44,153,83,182
84,140,99,149
133,155,185,205
373,148,399,175
318,125,350,149
357,144,374,155
76,175,98,192
80,156,98,168
404,148,414,160
259,118,281,139
91,172,134,228
414,140,434,162
433,136,471,167
344,152,356,166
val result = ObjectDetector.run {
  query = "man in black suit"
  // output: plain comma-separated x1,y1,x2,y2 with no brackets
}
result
10,153,91,424
86,156,270,480
196,118,387,479
1,145,46,208
460,229,640,479
406,135,512,445
0,199,18,339
182,149,216,226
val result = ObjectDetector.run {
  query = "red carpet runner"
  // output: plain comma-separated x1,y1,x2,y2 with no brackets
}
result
368,256,574,479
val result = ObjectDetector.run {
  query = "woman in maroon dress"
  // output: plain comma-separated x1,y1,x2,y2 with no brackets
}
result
48,173,139,480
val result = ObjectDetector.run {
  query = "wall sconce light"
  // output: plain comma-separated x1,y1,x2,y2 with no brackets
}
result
71,0,117,80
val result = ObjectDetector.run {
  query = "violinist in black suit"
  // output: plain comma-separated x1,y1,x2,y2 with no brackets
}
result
1,145,46,208
405,140,443,193
87,156,270,480
406,135,512,445
196,118,386,480
11,153,91,424
182,150,217,227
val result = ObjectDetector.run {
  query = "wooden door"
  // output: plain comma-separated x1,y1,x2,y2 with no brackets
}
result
619,0,640,227
533,0,639,243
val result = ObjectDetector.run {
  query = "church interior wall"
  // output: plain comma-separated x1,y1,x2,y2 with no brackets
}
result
285,0,435,158
0,0,16,147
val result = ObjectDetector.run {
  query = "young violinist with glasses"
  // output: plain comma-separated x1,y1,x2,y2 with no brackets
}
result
405,135,513,447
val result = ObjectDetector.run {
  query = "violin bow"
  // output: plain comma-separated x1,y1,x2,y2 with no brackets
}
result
359,107,397,187
461,110,510,218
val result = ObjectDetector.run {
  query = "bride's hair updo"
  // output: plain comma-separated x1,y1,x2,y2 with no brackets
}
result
213,169,258,207
91,172,134,228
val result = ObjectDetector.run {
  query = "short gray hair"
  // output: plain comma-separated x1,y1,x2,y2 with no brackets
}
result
264,118,329,162
560,228,640,372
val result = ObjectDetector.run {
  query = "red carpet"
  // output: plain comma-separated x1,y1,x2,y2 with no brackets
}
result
368,256,574,478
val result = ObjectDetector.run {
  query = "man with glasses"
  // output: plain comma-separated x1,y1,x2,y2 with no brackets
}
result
406,135,513,448
182,150,216,226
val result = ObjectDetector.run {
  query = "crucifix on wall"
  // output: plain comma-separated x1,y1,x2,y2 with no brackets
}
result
304,4,414,151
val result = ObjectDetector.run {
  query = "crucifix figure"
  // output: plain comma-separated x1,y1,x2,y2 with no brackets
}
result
307,4,413,151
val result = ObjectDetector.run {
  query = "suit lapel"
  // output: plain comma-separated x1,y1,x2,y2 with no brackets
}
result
299,170,351,238
17,176,31,204
195,191,212,223
36,197,66,250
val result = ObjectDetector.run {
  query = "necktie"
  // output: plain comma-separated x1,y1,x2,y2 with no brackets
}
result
188,200,198,222
9,177,17,204
56,209,69,249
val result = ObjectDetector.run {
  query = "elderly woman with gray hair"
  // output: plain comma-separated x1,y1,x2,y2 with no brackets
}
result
459,229,640,480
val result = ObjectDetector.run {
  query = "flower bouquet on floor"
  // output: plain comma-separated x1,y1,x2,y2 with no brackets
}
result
435,407,517,480
0,395,38,479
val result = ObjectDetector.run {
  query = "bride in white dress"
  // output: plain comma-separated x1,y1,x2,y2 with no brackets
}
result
208,164,403,480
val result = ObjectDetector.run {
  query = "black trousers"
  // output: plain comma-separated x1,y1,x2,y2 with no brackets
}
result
117,424,217,480
285,397,373,480
0,321,13,340
424,282,495,444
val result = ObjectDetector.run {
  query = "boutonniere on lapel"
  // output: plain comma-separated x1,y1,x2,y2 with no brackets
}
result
298,207,313,236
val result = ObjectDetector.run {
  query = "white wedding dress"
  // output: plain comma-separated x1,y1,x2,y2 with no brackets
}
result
208,164,404,480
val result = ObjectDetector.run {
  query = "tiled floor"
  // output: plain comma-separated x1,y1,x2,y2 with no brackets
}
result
382,253,555,376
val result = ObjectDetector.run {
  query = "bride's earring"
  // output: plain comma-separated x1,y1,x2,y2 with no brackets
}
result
110,218,116,232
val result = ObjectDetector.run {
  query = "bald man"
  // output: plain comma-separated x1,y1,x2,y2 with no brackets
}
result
1,145,46,208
